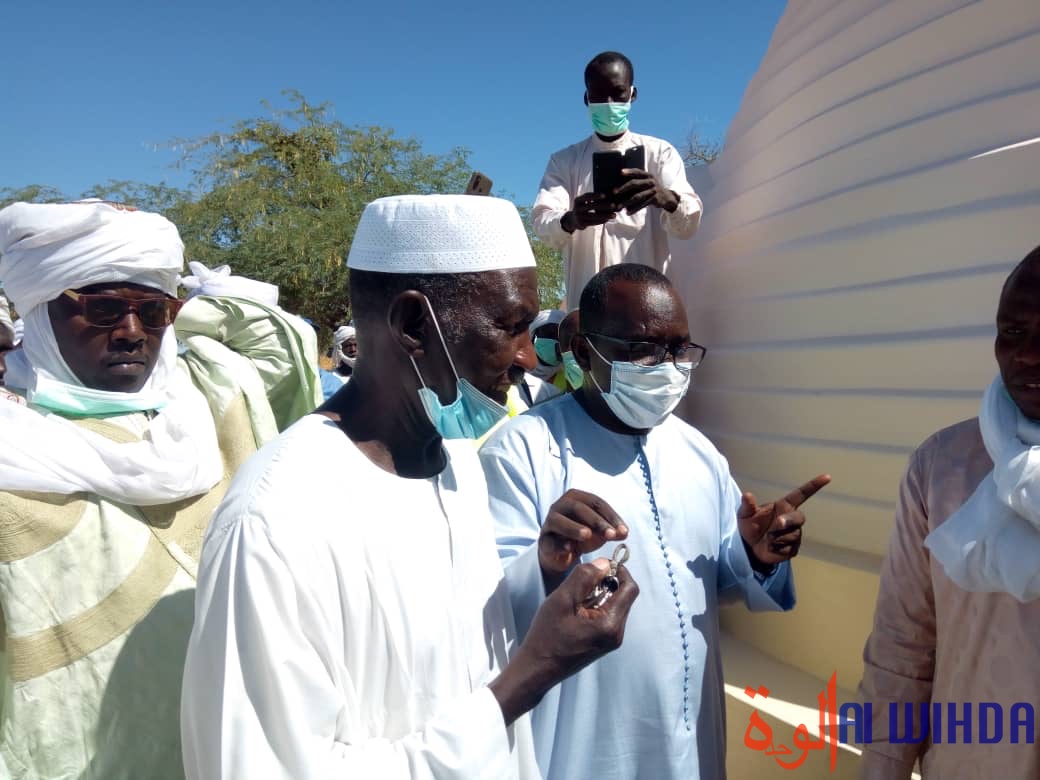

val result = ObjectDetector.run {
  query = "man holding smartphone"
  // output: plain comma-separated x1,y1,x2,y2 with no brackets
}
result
532,51,703,309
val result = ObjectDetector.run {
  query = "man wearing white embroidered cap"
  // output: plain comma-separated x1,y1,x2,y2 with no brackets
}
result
182,193,639,779
0,200,238,779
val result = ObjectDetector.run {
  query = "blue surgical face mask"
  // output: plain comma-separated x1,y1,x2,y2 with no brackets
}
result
587,340,691,429
588,94,632,136
410,298,508,440
534,337,560,366
562,350,584,390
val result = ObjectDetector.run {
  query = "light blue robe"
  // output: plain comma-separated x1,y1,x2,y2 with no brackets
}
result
479,394,795,780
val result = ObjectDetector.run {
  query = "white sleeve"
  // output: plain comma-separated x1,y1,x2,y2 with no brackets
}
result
655,141,703,240
531,152,575,250
479,427,550,639
181,511,514,780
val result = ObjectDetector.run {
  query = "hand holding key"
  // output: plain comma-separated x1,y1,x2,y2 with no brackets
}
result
539,489,629,584
582,544,630,609
491,554,639,725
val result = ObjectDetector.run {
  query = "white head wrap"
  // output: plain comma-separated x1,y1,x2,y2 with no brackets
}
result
0,200,185,410
529,308,566,336
0,199,182,312
0,293,13,342
347,194,536,273
0,200,221,504
333,324,356,368
180,260,279,307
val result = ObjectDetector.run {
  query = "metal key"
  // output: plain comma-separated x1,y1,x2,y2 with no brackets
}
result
582,544,630,609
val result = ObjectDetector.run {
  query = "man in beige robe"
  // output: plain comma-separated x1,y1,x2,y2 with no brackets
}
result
0,200,317,779
859,244,1040,778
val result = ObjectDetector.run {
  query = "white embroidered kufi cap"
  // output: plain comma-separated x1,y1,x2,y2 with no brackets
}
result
347,194,536,273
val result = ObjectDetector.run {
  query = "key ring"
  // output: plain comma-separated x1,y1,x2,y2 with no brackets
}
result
582,543,630,610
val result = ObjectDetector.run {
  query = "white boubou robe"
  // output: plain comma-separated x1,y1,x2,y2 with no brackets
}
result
181,415,539,779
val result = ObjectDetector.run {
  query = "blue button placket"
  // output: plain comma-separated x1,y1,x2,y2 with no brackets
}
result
636,440,691,732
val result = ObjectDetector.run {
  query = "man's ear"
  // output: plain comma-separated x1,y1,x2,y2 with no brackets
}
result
573,334,593,371
629,85,638,103
583,91,589,106
387,290,430,360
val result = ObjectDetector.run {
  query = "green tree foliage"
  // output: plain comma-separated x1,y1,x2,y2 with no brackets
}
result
1,92,568,329
517,206,565,311
162,90,473,330
0,184,67,208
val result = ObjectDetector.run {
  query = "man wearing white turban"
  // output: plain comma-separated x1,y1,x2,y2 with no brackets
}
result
319,323,357,400
182,194,640,779
0,200,309,780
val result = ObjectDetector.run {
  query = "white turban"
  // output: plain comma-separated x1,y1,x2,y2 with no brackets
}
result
333,324,356,368
0,199,183,313
0,200,221,505
180,260,279,307
333,325,355,346
0,200,185,409
0,293,13,342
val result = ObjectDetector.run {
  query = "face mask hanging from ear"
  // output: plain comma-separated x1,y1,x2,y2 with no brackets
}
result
409,297,508,440
562,350,584,389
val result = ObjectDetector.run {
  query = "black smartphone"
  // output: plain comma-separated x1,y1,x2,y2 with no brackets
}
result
592,146,645,195
623,145,645,173
465,171,493,196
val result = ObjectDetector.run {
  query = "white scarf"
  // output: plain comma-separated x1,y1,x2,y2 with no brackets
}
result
925,376,1040,601
0,361,222,505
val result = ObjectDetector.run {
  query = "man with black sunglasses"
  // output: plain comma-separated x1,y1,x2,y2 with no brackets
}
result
0,199,316,779
481,263,831,779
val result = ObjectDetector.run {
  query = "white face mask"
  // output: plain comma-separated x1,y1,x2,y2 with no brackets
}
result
587,340,691,429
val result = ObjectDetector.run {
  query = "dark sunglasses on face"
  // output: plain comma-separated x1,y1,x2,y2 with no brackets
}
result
62,289,182,330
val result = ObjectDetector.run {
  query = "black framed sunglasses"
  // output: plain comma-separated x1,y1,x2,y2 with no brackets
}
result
62,289,182,331
584,332,707,368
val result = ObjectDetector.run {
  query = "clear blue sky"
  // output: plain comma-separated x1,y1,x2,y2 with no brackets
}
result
1,0,785,207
